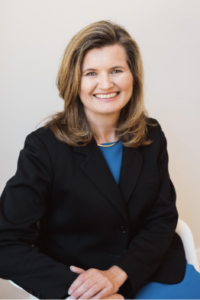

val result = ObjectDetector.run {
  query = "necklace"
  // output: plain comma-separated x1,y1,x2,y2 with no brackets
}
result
97,141,118,148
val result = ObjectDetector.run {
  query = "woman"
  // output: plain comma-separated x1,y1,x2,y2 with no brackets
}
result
0,21,199,299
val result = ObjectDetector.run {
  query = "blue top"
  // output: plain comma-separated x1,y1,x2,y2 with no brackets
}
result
99,140,123,184
99,142,200,299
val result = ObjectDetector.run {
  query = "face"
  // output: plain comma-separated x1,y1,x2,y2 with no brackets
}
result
79,44,133,121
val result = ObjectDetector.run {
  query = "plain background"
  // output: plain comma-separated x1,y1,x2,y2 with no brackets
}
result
0,0,200,298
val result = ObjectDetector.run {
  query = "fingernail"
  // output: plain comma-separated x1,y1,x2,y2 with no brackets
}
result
70,265,74,269
68,289,73,295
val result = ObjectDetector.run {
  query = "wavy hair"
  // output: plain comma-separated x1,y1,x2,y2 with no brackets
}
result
44,20,152,147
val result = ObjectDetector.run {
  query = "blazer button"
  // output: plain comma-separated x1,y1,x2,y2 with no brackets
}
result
119,225,126,233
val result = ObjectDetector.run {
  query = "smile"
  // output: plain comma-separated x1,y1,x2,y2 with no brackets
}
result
93,92,120,99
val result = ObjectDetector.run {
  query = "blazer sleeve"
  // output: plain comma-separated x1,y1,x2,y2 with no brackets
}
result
0,132,78,299
111,123,179,296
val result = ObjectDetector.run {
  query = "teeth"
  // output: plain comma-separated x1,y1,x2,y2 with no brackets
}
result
94,92,119,99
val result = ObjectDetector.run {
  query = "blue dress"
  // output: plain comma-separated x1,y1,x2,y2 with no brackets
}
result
99,141,200,299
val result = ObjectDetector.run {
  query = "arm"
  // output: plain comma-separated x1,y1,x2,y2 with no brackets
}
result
110,124,178,295
0,133,78,299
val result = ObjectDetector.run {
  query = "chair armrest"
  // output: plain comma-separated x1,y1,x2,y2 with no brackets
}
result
176,218,199,272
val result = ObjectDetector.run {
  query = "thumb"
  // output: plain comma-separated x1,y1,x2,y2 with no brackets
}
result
70,265,85,274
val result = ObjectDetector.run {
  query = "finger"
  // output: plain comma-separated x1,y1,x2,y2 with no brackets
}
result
93,287,115,300
78,281,110,300
70,265,85,274
68,271,93,296
70,275,96,299
68,266,86,294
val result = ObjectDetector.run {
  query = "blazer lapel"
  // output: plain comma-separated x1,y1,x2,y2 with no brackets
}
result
73,141,128,221
119,146,143,204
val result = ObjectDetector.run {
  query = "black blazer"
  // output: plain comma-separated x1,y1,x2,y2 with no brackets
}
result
0,119,186,299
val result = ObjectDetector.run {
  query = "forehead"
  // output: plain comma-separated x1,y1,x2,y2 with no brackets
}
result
81,44,128,69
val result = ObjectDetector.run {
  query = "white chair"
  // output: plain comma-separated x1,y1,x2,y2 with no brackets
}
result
175,218,199,272
8,218,200,298
8,280,37,299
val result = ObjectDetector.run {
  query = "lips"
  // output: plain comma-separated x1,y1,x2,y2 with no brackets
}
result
93,92,120,99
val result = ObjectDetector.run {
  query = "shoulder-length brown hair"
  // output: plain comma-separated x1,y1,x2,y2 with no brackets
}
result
44,20,152,147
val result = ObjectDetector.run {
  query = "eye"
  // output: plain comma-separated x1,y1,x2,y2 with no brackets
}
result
111,69,122,74
86,72,96,76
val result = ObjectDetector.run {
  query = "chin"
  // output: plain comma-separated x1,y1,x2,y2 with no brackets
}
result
99,109,120,115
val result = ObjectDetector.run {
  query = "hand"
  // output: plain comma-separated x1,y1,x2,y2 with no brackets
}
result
102,293,125,299
68,265,127,299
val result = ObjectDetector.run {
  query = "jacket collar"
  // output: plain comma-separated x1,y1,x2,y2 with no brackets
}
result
73,141,143,219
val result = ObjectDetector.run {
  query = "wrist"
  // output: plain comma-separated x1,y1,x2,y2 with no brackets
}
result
109,265,128,286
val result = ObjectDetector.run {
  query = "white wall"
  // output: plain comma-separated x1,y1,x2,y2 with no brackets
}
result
0,0,200,296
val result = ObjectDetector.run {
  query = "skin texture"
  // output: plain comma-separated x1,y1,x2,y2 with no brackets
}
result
68,45,133,299
68,266,126,299
79,44,134,144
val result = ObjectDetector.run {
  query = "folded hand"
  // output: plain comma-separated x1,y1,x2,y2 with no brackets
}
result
68,265,126,299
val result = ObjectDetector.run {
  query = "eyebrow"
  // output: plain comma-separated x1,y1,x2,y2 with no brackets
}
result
82,66,126,73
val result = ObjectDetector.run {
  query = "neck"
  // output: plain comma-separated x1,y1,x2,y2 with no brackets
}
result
84,108,120,144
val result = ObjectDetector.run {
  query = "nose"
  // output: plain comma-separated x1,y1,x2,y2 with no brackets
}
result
97,73,114,90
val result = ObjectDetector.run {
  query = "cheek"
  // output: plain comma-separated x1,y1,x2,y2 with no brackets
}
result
117,74,133,95
79,79,95,96
121,83,133,101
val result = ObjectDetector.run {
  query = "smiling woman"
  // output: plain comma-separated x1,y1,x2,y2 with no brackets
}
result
0,20,199,300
